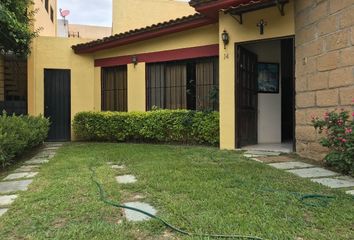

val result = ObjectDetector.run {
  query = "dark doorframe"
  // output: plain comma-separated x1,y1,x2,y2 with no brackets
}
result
44,69,71,142
234,35,296,150
235,45,258,148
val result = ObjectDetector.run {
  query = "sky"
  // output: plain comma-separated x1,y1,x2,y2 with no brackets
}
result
57,0,190,27
57,0,113,26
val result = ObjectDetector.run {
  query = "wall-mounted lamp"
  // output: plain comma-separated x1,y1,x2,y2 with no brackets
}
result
256,19,267,35
132,55,138,67
221,30,229,49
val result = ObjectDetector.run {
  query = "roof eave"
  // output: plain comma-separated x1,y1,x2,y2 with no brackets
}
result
72,17,216,54
191,0,255,18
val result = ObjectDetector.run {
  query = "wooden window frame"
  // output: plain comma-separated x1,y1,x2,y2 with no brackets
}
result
101,66,128,112
146,57,219,111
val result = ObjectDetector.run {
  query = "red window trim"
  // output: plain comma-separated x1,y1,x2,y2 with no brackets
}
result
95,44,219,67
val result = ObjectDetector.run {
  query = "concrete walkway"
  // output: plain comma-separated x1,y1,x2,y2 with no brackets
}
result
0,143,63,217
244,151,354,196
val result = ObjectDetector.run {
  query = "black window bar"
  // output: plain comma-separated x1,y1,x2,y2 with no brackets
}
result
101,66,127,112
146,57,219,111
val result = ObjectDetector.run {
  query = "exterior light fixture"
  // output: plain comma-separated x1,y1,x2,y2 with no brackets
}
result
221,30,229,49
256,19,267,35
132,55,138,66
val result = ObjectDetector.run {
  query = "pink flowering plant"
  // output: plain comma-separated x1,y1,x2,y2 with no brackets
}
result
312,109,354,175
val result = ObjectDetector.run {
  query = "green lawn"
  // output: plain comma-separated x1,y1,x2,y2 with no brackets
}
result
0,143,353,239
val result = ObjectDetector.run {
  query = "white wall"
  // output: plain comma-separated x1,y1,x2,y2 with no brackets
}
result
244,40,281,144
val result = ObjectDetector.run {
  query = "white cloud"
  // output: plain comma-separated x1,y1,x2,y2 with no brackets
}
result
57,0,112,26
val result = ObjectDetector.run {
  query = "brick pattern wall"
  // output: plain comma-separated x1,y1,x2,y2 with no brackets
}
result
295,0,354,160
0,55,4,101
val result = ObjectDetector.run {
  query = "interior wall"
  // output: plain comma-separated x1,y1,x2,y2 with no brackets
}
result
243,40,282,144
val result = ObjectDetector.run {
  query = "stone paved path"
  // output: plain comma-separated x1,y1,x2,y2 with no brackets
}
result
244,150,354,195
0,143,63,218
108,162,157,222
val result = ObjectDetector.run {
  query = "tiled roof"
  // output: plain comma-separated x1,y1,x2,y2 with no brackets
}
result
189,0,218,7
72,13,211,53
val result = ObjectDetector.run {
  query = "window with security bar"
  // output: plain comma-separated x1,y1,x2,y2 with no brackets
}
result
146,57,219,111
101,66,127,112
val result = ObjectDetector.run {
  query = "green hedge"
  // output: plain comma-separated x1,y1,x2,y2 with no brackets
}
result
73,110,219,145
0,114,50,167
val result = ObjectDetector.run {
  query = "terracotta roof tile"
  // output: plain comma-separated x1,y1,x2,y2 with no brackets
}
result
189,0,218,7
72,13,208,53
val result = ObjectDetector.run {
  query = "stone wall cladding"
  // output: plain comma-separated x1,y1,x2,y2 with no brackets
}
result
295,0,354,161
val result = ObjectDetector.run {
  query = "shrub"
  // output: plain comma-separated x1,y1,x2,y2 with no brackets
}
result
312,109,354,176
0,113,50,167
73,110,219,146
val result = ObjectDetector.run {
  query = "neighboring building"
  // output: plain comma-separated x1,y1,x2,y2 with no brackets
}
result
57,20,112,40
0,0,57,113
112,0,196,34
33,0,58,37
5,0,354,161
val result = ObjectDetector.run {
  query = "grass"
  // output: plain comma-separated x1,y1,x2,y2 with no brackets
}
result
0,143,353,240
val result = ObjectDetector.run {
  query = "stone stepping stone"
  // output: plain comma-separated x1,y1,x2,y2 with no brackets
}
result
311,178,354,189
346,190,354,196
268,161,314,170
4,172,38,181
250,158,262,163
0,208,8,217
0,180,33,194
14,165,39,173
0,195,18,206
116,175,137,184
25,159,49,165
112,165,125,169
245,151,281,156
45,143,63,147
287,167,338,178
123,202,157,222
43,147,60,151
256,156,294,163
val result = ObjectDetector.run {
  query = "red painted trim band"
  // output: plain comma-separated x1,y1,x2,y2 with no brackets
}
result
95,44,219,67
74,17,216,54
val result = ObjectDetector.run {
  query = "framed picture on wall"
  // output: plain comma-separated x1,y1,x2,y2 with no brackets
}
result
257,62,279,93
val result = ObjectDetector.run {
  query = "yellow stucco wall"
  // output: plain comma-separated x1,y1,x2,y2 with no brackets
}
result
27,37,94,138
218,0,295,149
94,24,218,113
127,63,146,111
33,0,57,37
112,0,196,34
95,24,219,59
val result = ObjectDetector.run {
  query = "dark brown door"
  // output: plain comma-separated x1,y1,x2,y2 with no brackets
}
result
236,45,258,148
44,69,71,142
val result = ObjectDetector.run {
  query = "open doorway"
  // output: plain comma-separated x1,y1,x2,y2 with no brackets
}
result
235,37,295,153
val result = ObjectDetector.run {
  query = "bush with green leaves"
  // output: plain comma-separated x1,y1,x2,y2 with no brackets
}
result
0,114,49,167
73,110,219,146
312,109,354,176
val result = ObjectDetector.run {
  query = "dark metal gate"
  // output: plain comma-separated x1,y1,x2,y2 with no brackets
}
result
44,69,71,141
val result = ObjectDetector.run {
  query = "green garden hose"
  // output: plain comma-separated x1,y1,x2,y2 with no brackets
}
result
90,167,264,240
260,188,336,207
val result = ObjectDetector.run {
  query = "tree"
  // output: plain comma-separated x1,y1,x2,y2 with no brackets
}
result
0,0,37,55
